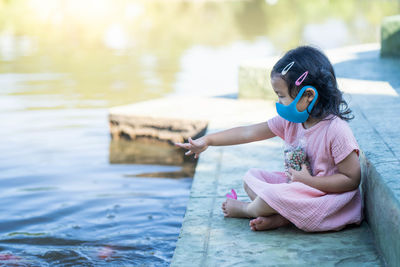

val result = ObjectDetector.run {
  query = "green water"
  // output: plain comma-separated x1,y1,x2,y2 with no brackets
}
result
1,0,398,108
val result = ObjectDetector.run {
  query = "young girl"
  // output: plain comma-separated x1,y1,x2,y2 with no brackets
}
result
175,46,362,232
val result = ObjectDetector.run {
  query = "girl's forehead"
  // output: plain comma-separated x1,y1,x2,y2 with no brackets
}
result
271,76,289,93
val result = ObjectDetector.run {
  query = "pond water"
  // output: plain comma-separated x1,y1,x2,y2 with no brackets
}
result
0,0,398,266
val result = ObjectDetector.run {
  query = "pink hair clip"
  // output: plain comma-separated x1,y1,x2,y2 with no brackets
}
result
295,71,308,86
226,189,237,200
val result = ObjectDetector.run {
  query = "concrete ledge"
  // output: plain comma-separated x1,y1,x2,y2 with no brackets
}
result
346,107,400,266
381,15,400,57
362,157,400,266
350,97,400,265
335,53,400,266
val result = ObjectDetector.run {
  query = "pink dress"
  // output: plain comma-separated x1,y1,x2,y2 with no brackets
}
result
244,115,362,232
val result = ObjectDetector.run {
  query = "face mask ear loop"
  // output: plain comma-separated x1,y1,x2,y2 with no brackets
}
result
281,61,295,75
295,71,308,86
306,90,314,115
306,87,319,114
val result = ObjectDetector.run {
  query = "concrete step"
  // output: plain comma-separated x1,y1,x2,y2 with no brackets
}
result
334,49,400,267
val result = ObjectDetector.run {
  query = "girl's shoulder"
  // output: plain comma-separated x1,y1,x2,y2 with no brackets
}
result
325,115,356,140
324,116,359,164
326,115,351,129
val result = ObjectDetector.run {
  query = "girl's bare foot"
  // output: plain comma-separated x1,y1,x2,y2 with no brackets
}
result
221,198,250,218
249,214,290,231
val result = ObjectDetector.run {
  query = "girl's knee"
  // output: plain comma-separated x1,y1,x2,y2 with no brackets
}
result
243,180,258,201
243,168,261,186
243,181,249,190
247,197,276,217
243,181,255,195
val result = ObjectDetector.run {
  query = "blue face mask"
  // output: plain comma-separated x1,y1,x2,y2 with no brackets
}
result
275,86,318,123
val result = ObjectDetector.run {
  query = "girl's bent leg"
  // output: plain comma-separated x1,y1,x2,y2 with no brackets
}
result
243,182,257,201
246,196,277,218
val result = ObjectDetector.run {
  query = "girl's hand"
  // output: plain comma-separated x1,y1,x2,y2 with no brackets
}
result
288,164,313,183
175,137,208,159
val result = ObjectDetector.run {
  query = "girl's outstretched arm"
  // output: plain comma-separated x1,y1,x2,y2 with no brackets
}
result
289,151,361,193
175,121,276,158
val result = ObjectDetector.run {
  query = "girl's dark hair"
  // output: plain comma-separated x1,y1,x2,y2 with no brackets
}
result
271,46,353,121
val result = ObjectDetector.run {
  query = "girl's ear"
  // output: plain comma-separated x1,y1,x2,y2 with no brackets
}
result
305,88,316,102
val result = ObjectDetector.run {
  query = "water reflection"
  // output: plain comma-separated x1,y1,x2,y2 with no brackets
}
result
109,139,197,178
0,0,398,108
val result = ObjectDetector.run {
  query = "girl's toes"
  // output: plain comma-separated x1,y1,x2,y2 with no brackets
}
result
250,218,259,225
249,217,266,231
253,217,262,224
222,202,227,216
249,219,258,230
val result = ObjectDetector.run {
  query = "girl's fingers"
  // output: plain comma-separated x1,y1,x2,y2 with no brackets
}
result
176,143,187,149
176,142,191,150
176,139,201,158
188,137,195,145
184,144,192,149
175,143,184,149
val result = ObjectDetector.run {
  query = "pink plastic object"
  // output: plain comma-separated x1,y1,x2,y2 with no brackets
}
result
0,254,20,260
295,71,308,86
226,189,237,200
